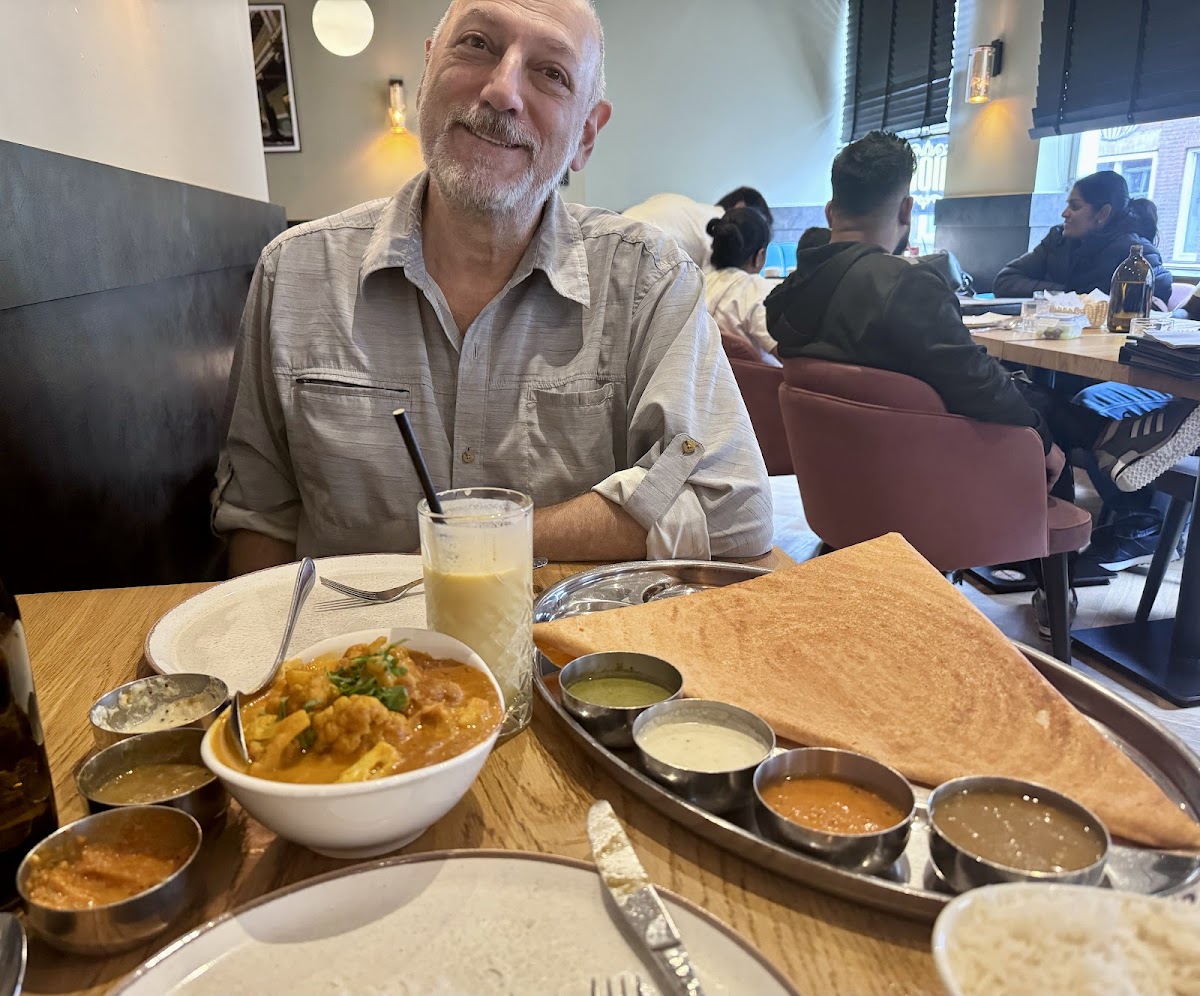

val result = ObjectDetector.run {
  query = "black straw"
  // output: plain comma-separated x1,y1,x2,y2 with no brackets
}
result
393,409,443,514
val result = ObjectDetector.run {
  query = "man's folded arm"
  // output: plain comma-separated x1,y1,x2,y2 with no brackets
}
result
211,249,302,576
887,268,1055,453
592,263,773,560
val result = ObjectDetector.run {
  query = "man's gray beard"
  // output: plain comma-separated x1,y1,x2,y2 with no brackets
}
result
421,110,577,216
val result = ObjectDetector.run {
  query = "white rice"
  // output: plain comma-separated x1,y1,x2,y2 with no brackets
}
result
942,886,1200,996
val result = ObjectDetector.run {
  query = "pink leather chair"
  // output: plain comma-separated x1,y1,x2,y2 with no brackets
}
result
719,330,792,476
778,358,1092,662
1169,282,1196,312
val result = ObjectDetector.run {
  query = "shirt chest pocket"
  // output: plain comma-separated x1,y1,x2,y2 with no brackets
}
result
289,377,431,532
522,383,620,505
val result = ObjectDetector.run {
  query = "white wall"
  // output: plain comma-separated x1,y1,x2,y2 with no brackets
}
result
588,0,844,211
0,0,268,201
943,0,1045,197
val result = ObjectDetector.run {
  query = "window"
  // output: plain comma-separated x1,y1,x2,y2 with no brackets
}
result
1178,151,1200,263
1069,117,1200,271
841,0,956,142
906,133,949,255
1095,154,1156,199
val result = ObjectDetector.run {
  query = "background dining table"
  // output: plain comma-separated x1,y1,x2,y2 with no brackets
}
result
971,324,1200,709
15,551,945,996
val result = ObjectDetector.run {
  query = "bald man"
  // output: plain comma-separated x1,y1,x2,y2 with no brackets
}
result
214,0,772,574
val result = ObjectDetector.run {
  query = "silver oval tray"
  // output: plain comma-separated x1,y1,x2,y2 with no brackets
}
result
534,561,1200,922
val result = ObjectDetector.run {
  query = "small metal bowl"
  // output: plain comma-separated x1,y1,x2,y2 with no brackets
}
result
633,699,775,813
89,673,228,747
76,728,229,828
17,806,202,955
927,775,1111,894
753,748,915,871
560,652,683,748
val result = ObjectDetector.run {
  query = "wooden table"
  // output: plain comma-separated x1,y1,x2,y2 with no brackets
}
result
971,325,1200,402
17,553,941,996
973,325,1200,705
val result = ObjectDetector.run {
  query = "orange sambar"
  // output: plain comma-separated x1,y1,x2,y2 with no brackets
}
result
761,776,905,835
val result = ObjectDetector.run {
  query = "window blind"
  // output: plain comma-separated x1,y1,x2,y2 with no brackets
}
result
1031,0,1200,138
842,0,956,142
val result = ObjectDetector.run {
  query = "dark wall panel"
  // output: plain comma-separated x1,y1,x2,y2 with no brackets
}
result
934,194,1034,294
0,141,285,593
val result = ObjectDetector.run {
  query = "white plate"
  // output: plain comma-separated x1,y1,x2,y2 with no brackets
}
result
145,555,425,693
115,851,798,995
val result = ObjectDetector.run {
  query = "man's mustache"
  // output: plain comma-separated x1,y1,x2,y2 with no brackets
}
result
449,105,538,152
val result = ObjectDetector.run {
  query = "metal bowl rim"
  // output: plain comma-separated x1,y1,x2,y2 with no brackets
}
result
632,697,776,775
88,673,229,733
16,806,203,912
926,774,1111,880
76,729,219,804
753,747,917,838
559,653,684,714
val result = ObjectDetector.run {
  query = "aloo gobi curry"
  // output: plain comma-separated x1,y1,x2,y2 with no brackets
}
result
216,638,501,784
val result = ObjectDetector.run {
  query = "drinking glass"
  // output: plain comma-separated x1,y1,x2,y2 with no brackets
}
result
419,488,534,741
1021,297,1049,331
1129,316,1174,339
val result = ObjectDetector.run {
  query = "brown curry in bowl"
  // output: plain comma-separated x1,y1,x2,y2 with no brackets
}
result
211,638,502,783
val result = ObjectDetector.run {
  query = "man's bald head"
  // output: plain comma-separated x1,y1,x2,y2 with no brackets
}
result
430,0,606,106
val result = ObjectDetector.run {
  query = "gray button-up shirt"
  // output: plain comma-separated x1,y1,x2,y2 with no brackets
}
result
213,173,772,559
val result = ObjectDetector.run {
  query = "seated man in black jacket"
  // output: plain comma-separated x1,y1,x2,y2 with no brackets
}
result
765,131,1200,631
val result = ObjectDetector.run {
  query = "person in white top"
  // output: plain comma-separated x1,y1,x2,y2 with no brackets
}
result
624,187,773,270
704,207,780,366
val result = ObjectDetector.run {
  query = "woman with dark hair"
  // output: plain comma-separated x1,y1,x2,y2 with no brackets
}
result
704,207,779,365
994,172,1171,300
1127,198,1158,243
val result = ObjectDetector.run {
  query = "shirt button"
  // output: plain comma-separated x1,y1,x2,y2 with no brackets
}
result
462,448,475,464
681,438,698,455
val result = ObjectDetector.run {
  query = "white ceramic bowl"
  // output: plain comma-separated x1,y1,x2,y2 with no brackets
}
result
201,627,503,859
932,882,1200,996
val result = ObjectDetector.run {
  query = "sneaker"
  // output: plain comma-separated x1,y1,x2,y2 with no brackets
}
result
1095,400,1200,493
1078,513,1166,571
1032,587,1079,640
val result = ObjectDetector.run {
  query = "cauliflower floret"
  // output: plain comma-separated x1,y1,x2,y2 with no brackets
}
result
310,695,410,759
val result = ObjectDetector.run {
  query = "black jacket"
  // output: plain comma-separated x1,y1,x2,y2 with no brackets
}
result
993,225,1172,301
765,242,1051,451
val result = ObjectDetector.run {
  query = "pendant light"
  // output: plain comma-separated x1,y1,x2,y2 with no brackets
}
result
312,0,375,57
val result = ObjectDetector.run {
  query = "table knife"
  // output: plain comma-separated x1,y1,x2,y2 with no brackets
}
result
587,800,705,996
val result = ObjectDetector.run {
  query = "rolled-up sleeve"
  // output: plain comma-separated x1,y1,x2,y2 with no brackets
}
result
211,248,302,543
592,262,773,558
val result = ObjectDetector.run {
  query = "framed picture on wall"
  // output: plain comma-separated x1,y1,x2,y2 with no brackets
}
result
249,4,301,153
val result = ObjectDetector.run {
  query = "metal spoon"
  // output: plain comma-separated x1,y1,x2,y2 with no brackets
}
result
228,557,316,765
0,913,26,996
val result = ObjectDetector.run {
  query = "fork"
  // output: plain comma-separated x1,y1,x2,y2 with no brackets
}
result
589,975,648,996
318,558,551,609
317,575,424,610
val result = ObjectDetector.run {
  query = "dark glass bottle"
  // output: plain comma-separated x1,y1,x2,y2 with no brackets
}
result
1107,244,1153,334
0,577,57,909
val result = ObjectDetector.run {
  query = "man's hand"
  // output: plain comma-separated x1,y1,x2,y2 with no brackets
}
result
1045,444,1067,493
228,530,295,577
533,492,647,562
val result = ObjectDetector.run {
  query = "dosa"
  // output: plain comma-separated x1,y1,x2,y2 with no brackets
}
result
533,534,1200,850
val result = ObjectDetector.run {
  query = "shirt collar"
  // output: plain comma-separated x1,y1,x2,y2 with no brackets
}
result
358,171,591,308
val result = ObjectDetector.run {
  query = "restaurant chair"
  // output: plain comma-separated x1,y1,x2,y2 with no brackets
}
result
1135,456,1196,621
778,358,1092,663
1168,282,1196,313
719,329,793,476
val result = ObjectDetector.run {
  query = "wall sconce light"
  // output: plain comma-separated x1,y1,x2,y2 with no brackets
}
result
388,79,408,134
966,39,1004,104
312,0,374,57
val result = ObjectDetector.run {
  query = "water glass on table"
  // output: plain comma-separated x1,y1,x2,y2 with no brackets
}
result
1021,297,1049,331
418,488,534,741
